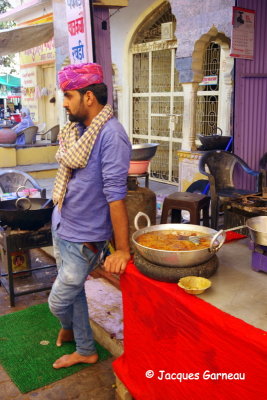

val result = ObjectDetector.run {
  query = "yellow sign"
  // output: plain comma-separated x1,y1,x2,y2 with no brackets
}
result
20,14,55,67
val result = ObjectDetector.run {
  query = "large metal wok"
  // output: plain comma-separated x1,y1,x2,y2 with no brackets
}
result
0,198,54,230
132,212,226,268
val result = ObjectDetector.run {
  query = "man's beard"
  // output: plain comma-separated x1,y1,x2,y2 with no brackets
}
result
68,113,85,123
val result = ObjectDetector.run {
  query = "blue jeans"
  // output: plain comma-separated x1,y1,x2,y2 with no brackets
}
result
48,230,106,356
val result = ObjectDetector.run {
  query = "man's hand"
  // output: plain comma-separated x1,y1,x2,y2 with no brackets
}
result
106,199,131,275
103,249,131,275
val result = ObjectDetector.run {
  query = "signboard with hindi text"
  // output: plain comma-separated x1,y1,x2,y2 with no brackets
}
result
230,7,255,60
65,0,94,64
19,14,55,67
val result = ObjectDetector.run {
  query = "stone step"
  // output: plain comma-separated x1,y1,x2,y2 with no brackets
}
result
0,163,58,180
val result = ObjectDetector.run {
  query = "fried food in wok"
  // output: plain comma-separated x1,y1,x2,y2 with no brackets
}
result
136,230,210,251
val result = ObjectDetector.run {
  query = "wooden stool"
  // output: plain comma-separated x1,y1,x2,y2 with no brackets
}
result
160,192,210,226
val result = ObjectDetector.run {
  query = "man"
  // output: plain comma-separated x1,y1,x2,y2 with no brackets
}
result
48,63,131,369
12,107,34,145
0,104,4,119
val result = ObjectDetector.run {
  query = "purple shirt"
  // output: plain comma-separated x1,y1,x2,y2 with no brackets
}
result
52,117,131,243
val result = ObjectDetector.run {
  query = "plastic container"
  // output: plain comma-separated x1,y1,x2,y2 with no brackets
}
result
128,160,150,174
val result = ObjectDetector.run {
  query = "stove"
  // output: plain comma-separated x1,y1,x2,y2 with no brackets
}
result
227,193,267,213
0,224,56,306
250,242,267,273
224,192,267,231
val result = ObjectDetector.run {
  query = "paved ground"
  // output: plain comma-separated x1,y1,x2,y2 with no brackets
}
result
37,176,177,199
0,286,117,400
0,176,177,400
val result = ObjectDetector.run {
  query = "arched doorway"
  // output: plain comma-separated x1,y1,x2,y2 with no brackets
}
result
130,1,183,184
192,28,234,144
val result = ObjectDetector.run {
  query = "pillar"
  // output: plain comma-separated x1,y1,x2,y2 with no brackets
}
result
181,82,199,151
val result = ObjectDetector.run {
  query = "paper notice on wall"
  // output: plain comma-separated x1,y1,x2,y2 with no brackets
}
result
230,7,255,60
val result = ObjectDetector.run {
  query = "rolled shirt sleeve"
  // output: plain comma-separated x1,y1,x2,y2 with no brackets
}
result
101,122,131,203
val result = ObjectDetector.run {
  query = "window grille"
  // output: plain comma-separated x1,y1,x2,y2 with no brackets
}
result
196,42,220,136
131,3,182,184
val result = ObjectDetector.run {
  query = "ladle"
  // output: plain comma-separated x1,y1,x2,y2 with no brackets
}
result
15,197,52,211
188,225,247,245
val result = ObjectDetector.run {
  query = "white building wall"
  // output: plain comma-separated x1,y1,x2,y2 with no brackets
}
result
110,0,155,87
110,0,163,132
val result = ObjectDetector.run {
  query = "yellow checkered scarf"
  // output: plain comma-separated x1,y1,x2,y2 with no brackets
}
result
52,104,113,210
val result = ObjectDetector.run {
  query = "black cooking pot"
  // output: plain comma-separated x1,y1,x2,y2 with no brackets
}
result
197,127,232,151
0,198,54,230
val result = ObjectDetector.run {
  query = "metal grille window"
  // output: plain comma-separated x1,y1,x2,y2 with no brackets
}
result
131,4,183,183
196,42,220,135
132,46,183,183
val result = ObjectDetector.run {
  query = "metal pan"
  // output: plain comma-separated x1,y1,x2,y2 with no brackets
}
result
0,198,54,230
132,212,225,268
246,216,267,246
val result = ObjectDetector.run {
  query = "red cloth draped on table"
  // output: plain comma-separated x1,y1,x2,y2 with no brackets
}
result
113,261,267,400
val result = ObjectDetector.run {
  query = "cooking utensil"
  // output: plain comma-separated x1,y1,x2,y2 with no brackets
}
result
0,198,54,230
131,143,159,161
197,127,232,151
15,197,32,211
246,216,267,246
132,212,226,268
40,198,53,209
14,197,52,212
188,225,247,244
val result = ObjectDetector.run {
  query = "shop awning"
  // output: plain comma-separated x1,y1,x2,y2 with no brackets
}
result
0,75,21,87
0,22,53,56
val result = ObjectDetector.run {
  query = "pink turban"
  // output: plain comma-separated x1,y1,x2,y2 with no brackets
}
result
58,63,103,91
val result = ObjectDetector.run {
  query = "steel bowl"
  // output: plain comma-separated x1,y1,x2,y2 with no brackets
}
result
132,212,225,268
131,143,159,161
246,216,267,246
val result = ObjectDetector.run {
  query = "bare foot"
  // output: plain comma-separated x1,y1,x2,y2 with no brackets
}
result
53,352,98,369
56,328,74,347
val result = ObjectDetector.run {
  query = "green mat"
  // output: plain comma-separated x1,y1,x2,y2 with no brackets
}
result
0,302,111,393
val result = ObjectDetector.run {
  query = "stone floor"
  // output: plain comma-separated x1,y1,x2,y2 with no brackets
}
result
0,281,117,400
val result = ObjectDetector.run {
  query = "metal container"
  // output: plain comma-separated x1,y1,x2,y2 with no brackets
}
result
131,143,159,161
0,198,54,230
246,216,267,246
125,187,156,253
0,127,16,144
197,134,232,151
132,212,225,268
